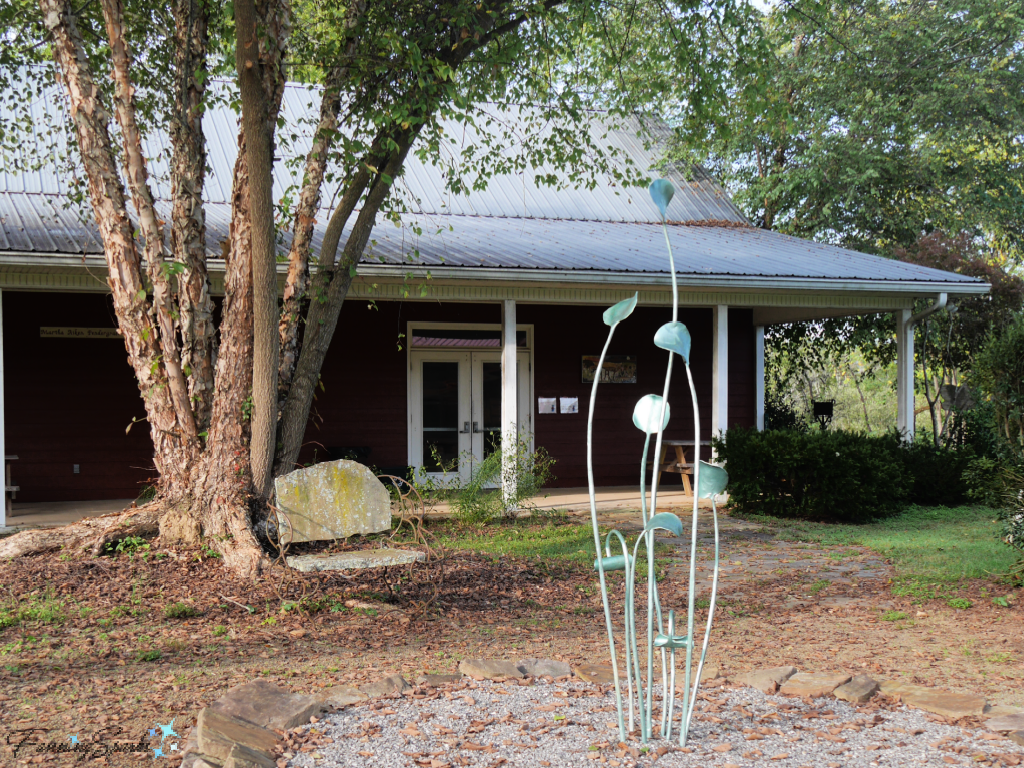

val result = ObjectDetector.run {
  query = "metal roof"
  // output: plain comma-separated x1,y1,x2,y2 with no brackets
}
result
0,81,986,291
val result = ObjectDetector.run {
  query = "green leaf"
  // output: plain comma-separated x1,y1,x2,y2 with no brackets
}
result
632,394,670,433
602,292,638,327
654,321,691,363
649,179,675,219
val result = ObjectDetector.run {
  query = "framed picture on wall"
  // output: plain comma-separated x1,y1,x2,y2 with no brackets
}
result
582,355,637,384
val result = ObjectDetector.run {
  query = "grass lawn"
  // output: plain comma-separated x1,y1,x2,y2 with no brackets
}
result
739,504,1020,594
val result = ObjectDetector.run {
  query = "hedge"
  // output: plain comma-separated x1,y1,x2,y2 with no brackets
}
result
714,428,971,523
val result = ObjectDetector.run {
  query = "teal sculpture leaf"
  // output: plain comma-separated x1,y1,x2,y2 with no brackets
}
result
654,321,691,363
649,179,675,219
603,292,639,327
696,461,729,499
643,512,684,537
632,394,670,433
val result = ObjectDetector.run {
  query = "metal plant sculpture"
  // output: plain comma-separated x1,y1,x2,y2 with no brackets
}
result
586,178,728,746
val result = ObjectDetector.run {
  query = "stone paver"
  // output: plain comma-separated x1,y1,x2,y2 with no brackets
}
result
416,673,463,686
574,663,616,684
880,680,987,718
196,707,280,763
359,673,411,697
517,658,573,678
779,671,851,698
210,679,324,730
986,714,1024,732
325,685,368,707
833,673,880,704
458,659,525,680
735,665,797,693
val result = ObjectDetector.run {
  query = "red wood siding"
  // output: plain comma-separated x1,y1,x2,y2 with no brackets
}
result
4,291,154,502
3,293,757,500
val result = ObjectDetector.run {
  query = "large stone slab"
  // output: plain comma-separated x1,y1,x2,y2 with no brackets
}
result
517,659,573,678
985,714,1024,733
210,680,324,731
1008,731,1024,747
274,459,390,544
223,742,277,768
574,663,616,685
196,708,279,763
360,674,412,698
736,666,798,694
833,674,880,704
880,680,986,718
459,659,525,680
325,685,369,707
780,672,851,698
287,549,425,572
416,673,463,687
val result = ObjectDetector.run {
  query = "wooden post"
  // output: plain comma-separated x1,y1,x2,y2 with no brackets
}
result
501,299,518,508
711,305,729,455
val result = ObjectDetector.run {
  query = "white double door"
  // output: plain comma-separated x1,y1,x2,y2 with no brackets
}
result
410,350,531,479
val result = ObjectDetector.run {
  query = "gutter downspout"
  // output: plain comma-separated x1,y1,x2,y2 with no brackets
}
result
909,292,947,326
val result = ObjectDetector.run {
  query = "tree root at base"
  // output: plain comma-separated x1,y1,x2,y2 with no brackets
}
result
0,503,161,559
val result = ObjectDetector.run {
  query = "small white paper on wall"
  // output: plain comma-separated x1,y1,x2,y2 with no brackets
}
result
559,397,579,414
538,397,557,414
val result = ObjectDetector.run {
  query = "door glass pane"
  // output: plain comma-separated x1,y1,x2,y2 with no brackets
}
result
422,362,459,471
482,362,502,459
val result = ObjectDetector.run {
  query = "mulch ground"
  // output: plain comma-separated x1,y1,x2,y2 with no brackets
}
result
0,528,1021,766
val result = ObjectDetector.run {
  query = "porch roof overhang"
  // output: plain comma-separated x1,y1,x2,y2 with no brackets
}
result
0,247,988,325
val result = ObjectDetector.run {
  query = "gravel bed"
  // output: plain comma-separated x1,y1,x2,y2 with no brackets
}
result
286,679,1024,768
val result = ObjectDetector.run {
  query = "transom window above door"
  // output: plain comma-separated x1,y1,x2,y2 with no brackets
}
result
410,326,530,349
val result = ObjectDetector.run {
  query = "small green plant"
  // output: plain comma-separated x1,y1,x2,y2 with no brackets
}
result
110,605,146,619
0,591,68,628
412,435,555,524
164,602,200,620
212,625,228,637
135,649,162,662
107,535,150,559
880,610,908,622
261,616,278,627
947,597,972,610
807,579,830,595
992,596,1010,607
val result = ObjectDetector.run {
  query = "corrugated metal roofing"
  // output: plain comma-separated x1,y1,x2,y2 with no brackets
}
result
0,81,983,287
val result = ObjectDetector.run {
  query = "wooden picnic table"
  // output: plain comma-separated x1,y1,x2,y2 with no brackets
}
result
5,454,18,517
655,440,711,494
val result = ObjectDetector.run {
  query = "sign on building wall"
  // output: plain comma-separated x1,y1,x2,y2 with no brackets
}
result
40,327,121,340
582,354,637,384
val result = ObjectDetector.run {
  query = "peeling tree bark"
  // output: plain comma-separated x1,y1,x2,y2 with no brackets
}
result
101,0,199,445
171,0,216,433
38,0,190,486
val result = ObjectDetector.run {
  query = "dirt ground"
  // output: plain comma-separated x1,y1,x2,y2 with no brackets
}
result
0,513,1021,766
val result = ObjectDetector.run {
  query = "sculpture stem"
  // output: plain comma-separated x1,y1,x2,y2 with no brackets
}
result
587,325,626,742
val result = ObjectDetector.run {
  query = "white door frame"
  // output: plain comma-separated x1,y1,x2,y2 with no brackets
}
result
470,350,531,464
407,322,534,478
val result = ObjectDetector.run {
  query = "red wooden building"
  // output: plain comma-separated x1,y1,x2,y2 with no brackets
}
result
0,88,988,519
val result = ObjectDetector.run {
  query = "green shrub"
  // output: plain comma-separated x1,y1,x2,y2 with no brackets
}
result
714,427,909,522
716,427,976,522
900,440,972,506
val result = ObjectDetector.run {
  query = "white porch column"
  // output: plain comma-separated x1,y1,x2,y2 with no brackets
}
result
711,305,729,452
755,325,765,431
501,299,518,506
896,308,915,441
0,290,5,528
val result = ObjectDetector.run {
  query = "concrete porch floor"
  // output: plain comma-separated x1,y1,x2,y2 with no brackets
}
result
1,484,700,532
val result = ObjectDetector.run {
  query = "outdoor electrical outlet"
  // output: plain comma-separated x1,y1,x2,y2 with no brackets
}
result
73,464,80,474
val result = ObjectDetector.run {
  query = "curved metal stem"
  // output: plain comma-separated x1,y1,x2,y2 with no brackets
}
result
587,326,626,742
679,362,701,746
